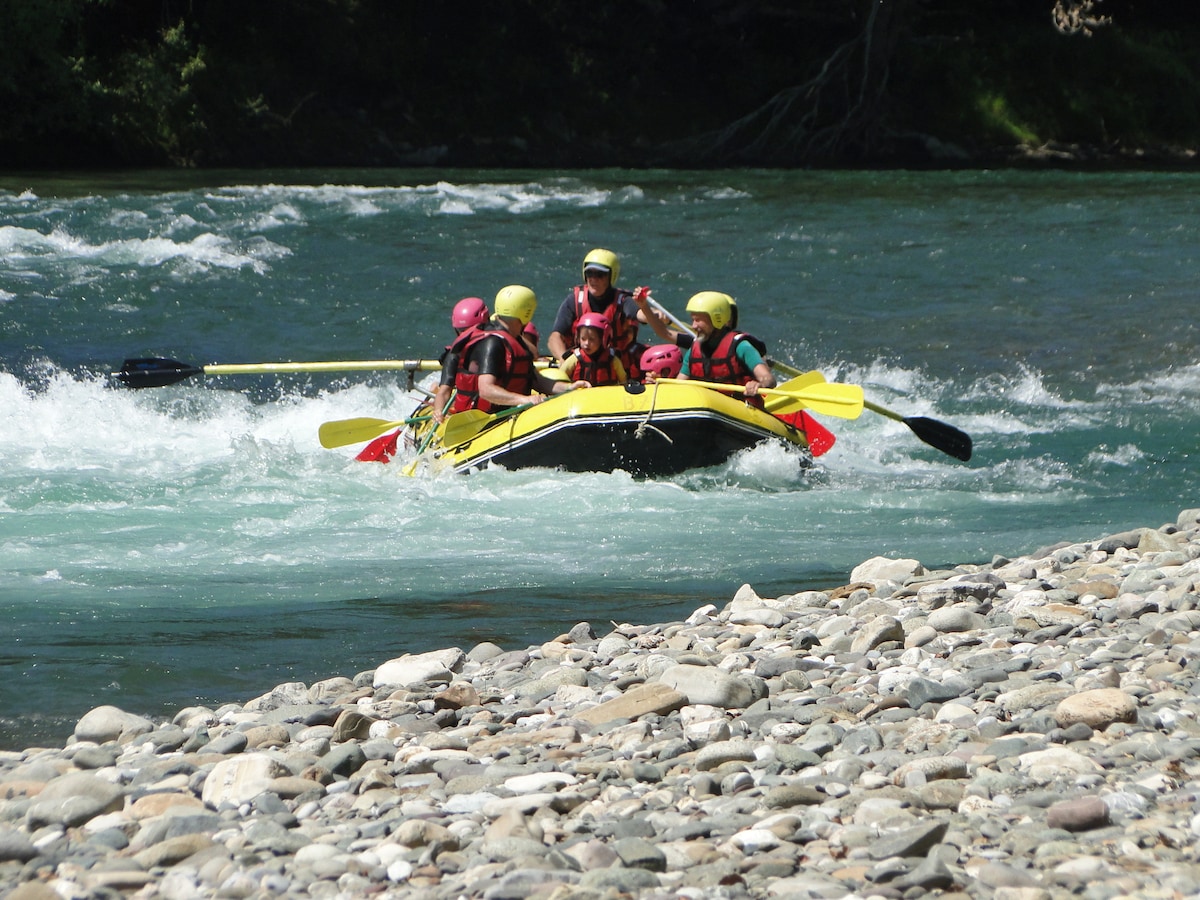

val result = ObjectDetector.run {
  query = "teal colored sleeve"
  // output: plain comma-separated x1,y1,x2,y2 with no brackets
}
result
736,339,765,371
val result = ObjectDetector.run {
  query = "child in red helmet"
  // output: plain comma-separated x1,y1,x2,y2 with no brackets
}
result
558,313,626,387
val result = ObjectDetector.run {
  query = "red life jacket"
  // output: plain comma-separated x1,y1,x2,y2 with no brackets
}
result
618,340,647,382
451,324,536,413
571,347,622,386
570,286,637,354
687,329,765,408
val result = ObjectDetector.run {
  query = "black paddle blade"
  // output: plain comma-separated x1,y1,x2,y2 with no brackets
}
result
114,358,203,389
904,416,973,462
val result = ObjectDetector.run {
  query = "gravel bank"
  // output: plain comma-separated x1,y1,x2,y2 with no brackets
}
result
3,508,1200,900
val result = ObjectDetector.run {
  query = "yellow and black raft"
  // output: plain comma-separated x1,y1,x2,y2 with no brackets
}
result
407,380,849,477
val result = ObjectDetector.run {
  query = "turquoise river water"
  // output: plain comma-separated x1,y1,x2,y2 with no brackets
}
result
1,168,1197,748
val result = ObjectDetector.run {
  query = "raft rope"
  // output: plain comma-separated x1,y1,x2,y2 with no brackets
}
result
634,380,673,444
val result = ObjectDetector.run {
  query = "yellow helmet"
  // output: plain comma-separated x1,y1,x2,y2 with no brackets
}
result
686,291,734,330
582,248,620,286
493,285,537,326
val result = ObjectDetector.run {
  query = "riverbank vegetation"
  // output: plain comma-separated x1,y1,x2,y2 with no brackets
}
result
1,0,1196,169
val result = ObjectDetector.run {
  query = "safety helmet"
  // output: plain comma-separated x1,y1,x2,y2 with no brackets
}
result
574,312,610,336
493,285,537,326
582,248,620,286
639,344,683,379
522,321,540,344
685,291,734,330
451,297,488,331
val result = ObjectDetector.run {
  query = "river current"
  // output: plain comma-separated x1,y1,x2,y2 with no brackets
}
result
1,168,1197,748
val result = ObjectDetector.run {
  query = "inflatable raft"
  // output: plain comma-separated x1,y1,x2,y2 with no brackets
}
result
410,381,812,477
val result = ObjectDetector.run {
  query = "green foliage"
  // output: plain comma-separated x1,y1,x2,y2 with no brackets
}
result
976,95,1040,146
88,22,208,165
1,0,1198,168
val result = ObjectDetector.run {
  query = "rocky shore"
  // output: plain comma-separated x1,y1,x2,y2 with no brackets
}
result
4,509,1200,900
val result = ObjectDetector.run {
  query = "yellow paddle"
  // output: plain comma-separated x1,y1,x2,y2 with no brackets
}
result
680,378,864,419
440,402,536,447
318,414,430,449
766,358,972,461
762,371,830,415
115,356,444,388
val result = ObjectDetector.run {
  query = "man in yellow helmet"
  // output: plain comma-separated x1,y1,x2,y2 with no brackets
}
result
678,291,776,403
449,285,586,414
548,249,663,379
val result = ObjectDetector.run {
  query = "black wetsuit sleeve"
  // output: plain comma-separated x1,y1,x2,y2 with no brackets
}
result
471,336,508,378
439,352,458,386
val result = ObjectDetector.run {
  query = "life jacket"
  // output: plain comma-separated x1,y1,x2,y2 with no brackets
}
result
451,324,536,413
687,329,765,408
618,340,647,382
570,347,622,387
570,286,637,354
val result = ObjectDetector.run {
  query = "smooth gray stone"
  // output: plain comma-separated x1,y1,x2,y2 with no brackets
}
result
867,820,949,860
0,827,38,862
204,732,249,755
578,866,661,892
892,856,956,890
317,743,366,776
70,745,119,770
612,836,666,872
482,868,581,900
25,773,124,828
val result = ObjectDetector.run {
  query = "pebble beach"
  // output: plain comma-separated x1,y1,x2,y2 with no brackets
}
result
4,508,1200,900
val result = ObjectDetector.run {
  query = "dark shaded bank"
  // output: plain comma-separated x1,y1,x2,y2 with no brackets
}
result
1,1,1197,171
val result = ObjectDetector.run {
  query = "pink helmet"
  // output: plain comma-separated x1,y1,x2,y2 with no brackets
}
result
639,344,683,378
451,297,488,331
575,312,610,335
523,321,540,343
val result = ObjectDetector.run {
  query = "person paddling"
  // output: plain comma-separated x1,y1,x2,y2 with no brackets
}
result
676,291,776,405
451,285,586,414
430,297,490,423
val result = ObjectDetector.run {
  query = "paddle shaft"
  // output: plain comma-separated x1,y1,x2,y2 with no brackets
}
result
203,360,443,376
115,355,565,389
681,378,863,418
766,357,972,461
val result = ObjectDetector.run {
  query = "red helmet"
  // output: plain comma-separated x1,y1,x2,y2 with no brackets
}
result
575,312,610,335
523,321,540,343
639,344,683,379
451,297,488,331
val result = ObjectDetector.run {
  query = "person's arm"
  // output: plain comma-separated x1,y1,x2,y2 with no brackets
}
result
631,287,677,343
736,341,776,396
431,353,459,422
478,374,543,407
548,296,577,362
675,345,693,380
431,384,453,422
535,370,588,394
472,337,540,408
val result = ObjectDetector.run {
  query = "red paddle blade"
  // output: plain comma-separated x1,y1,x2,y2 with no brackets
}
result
775,410,836,457
355,429,401,463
